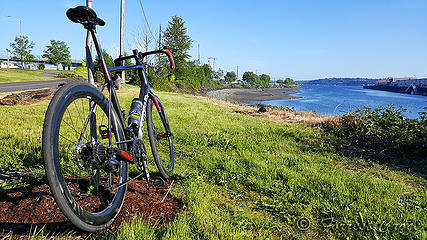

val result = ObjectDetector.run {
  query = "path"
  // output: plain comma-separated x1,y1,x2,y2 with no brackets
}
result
0,79,68,93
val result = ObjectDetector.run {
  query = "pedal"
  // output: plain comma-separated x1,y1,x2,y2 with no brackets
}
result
99,125,109,139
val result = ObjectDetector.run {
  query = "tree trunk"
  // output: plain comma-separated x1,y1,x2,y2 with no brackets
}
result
56,63,59,71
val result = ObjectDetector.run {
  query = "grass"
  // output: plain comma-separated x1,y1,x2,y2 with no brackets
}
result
0,68,57,83
0,84,426,239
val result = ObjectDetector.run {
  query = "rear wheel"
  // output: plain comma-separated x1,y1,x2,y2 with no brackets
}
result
42,82,128,232
146,97,174,179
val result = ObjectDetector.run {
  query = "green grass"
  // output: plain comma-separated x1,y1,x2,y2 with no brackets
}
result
0,85,426,239
0,68,57,83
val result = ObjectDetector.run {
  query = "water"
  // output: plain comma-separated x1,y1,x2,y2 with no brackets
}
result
251,85,427,119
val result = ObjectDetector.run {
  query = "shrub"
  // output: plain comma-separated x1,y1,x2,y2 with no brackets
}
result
73,66,87,72
56,71,81,79
38,64,45,70
94,71,105,83
322,104,427,162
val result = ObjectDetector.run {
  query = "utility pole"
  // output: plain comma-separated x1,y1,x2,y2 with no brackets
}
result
198,44,200,65
86,0,94,85
119,0,125,86
7,16,22,36
6,50,10,71
207,57,216,71
144,34,149,71
157,24,161,74
159,24,162,49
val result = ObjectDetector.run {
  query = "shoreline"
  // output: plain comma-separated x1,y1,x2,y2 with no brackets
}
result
204,86,301,104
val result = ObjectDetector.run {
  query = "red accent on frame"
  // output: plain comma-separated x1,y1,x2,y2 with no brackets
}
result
120,151,132,161
152,97,161,112
101,61,110,80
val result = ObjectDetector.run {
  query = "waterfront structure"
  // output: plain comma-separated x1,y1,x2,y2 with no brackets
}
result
364,77,427,95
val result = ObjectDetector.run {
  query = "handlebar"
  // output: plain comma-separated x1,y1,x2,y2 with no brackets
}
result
114,47,175,70
161,48,176,70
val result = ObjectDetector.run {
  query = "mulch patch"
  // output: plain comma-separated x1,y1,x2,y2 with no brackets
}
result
0,179,182,238
0,89,54,105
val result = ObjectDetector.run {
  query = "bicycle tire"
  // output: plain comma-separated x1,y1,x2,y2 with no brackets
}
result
146,97,174,179
42,82,128,232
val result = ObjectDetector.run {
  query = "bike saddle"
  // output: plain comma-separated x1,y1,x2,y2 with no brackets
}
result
66,6,105,27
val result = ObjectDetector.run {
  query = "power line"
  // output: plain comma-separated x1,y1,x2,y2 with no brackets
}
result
138,0,157,44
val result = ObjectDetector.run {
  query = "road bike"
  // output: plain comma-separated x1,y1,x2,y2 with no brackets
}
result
42,6,175,232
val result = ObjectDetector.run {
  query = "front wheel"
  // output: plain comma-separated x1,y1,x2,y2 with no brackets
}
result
42,82,128,232
146,96,174,179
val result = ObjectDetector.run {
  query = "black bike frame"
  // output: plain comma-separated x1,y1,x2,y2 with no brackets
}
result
88,27,160,145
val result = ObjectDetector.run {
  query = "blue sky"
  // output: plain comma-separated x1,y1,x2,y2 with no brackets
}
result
1,0,427,80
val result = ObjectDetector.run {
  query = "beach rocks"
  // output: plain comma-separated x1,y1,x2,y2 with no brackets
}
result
258,106,267,112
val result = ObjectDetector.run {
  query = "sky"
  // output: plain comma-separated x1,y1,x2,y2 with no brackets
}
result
1,0,427,80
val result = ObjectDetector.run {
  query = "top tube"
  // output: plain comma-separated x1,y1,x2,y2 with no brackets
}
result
108,64,144,72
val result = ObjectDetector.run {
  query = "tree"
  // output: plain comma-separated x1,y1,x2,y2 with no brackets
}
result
162,16,193,76
43,40,71,70
285,77,295,85
7,35,35,69
214,68,224,81
259,74,271,86
243,72,260,86
201,64,214,79
224,71,237,83
93,50,114,83
276,79,284,84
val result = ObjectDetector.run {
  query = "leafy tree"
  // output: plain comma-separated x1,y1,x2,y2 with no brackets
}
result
259,74,271,86
201,64,214,79
93,50,114,83
162,15,193,76
124,52,139,85
243,72,260,86
285,77,295,85
214,68,224,81
224,71,237,83
7,35,35,69
276,79,284,84
42,40,71,70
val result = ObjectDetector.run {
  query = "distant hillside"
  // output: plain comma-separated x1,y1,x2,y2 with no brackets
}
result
297,78,379,86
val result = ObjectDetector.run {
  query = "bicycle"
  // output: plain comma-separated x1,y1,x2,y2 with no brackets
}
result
42,6,175,232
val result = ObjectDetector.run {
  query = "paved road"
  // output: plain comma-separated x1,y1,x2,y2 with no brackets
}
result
0,79,68,93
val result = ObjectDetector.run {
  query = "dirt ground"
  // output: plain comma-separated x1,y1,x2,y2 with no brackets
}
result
0,89,54,106
0,179,182,238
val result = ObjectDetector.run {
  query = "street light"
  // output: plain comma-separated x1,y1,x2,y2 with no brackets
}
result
7,15,22,36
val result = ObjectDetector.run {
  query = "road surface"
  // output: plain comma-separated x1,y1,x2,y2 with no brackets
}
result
0,79,70,93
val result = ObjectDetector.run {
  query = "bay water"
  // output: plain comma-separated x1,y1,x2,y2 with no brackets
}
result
251,85,427,119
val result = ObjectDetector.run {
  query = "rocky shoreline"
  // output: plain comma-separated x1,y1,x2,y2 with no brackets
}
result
203,86,300,111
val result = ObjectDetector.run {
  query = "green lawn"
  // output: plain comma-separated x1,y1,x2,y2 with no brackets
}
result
0,68,58,83
0,85,425,239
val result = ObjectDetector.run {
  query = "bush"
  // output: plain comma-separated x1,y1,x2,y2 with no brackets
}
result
73,66,87,72
94,71,105,83
322,104,427,162
38,64,45,70
56,72,81,79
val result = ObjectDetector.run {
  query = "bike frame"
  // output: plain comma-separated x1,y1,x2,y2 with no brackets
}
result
87,27,165,146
